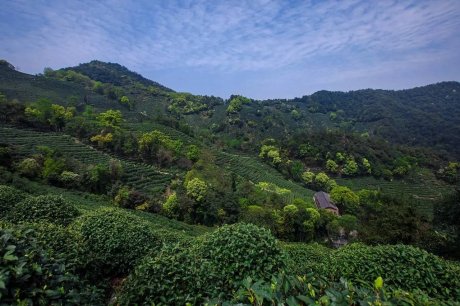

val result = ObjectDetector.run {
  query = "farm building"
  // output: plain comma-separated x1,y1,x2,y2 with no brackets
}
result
313,191,339,215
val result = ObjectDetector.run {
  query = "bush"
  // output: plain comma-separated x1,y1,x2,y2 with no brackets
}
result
283,242,332,277
329,243,460,300
0,185,27,218
70,208,162,278
12,221,85,268
16,157,42,178
227,273,447,306
118,243,207,306
119,223,286,304
196,223,286,299
0,225,102,305
7,194,80,226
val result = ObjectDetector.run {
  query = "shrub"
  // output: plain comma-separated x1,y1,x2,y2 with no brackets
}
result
196,223,286,299
0,225,102,305
227,273,447,305
7,194,80,226
12,221,85,268
119,223,286,304
329,243,460,300
118,243,206,306
70,208,162,278
16,158,42,178
0,185,27,218
283,242,333,277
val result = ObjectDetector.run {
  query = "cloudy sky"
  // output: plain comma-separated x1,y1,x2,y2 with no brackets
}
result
1,0,459,99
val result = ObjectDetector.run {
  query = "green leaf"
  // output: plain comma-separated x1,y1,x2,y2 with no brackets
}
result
374,276,383,290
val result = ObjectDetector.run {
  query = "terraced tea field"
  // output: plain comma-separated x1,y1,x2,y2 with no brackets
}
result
215,151,315,202
0,126,174,195
336,169,456,219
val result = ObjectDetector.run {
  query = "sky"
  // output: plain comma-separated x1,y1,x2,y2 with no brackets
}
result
1,0,460,99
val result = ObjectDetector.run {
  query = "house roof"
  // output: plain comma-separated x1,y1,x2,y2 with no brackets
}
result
314,191,338,210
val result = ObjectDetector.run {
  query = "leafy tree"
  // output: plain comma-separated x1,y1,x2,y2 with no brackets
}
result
362,157,372,174
226,95,251,113
301,171,315,184
185,177,208,202
96,109,123,129
330,186,360,215
259,145,282,165
186,144,200,162
163,193,179,218
326,159,339,173
16,158,42,178
343,158,358,176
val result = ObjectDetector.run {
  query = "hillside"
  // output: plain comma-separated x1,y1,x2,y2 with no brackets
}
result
1,59,460,304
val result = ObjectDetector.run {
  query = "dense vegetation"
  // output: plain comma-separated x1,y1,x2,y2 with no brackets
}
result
0,59,459,304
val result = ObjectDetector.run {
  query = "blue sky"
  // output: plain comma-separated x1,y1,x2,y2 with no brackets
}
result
1,0,459,99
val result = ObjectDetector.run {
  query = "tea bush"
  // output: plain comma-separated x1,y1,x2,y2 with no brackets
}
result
0,226,102,305
0,184,27,218
7,194,80,225
14,221,85,267
196,223,286,299
283,242,333,277
70,208,162,278
329,243,460,300
117,243,207,306
119,223,287,304
225,273,449,306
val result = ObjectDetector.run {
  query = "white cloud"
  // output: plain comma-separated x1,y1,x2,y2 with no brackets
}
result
0,0,459,97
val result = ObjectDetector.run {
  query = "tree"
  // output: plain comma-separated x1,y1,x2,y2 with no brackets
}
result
185,177,208,202
259,145,282,165
343,158,358,176
96,109,123,129
301,171,315,184
326,159,339,173
362,158,372,174
330,186,360,215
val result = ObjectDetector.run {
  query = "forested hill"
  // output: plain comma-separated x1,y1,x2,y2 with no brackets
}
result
283,82,460,156
1,59,459,159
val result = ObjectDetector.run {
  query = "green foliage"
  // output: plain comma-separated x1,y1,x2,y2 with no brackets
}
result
42,156,65,181
16,157,42,178
7,195,80,226
120,223,286,304
343,157,359,176
186,144,201,162
326,159,338,173
162,192,179,217
330,185,360,215
96,109,123,129
301,170,315,184
70,208,161,277
185,177,208,202
0,185,27,218
259,145,282,165
0,225,102,305
227,273,446,306
329,243,460,300
226,95,251,113
255,181,291,196
283,242,332,277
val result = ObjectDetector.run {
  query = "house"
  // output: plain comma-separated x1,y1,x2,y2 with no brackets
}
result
313,191,339,215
